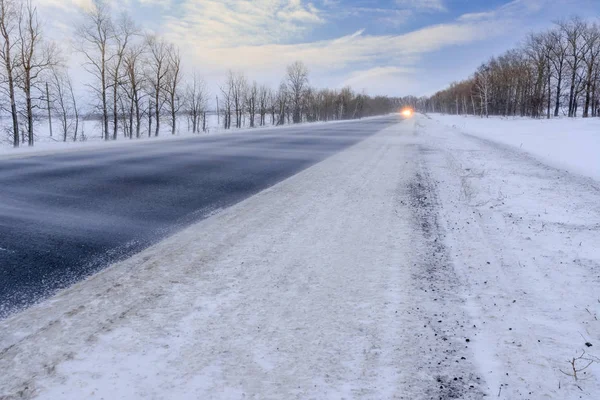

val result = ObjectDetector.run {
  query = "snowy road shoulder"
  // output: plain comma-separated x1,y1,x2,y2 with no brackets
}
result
418,115,600,398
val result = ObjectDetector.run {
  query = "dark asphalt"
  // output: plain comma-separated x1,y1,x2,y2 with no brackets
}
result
0,115,400,318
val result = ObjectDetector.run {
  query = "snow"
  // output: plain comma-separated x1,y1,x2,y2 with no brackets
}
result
419,114,600,398
0,114,386,159
1,114,600,399
429,113,600,181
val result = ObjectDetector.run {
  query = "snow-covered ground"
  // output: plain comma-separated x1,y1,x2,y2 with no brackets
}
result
0,114,380,159
429,113,600,181
1,115,599,399
419,115,600,398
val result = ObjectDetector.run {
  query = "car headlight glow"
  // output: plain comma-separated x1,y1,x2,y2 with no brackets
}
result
401,108,413,117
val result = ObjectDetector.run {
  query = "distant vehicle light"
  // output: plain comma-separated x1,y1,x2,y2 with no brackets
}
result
401,108,413,117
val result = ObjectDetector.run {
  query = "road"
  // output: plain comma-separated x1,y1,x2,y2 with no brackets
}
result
1,115,599,399
0,116,398,317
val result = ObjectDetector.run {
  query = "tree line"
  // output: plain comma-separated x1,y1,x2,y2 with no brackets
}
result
0,0,402,148
419,17,600,119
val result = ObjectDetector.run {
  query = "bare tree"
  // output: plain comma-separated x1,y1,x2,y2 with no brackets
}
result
475,64,491,117
146,35,169,136
220,72,234,129
17,0,57,146
0,0,20,147
164,44,181,135
523,33,550,118
123,43,146,138
108,13,136,140
286,61,309,123
50,67,79,142
77,0,113,140
258,84,269,126
184,72,207,133
230,71,246,128
582,23,600,118
246,81,257,128
220,70,248,129
548,27,569,116
269,87,277,125
276,81,287,126
560,17,588,117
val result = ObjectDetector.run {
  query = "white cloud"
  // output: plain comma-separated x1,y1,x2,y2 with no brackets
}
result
335,7,413,28
138,0,172,7
395,0,446,12
341,66,415,88
36,0,93,11
458,0,546,22
37,0,172,13
185,21,493,69
163,0,324,48
163,0,556,95
339,66,427,96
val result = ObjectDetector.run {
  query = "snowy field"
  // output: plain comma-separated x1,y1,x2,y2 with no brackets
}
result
1,115,599,399
0,114,264,157
0,114,375,158
429,113,600,181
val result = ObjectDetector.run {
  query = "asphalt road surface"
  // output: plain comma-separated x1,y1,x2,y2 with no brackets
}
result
0,115,400,318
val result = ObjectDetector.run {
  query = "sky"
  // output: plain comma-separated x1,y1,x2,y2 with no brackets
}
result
38,0,600,98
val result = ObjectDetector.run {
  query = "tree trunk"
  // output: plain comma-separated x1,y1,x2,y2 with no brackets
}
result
583,63,594,118
134,91,140,139
25,77,34,146
148,100,153,138
129,96,134,139
568,69,577,117
171,108,176,134
62,111,67,142
155,92,160,136
46,82,53,138
547,60,552,119
113,82,119,139
101,49,109,140
554,73,562,117
171,94,176,135
73,107,79,142
2,23,19,147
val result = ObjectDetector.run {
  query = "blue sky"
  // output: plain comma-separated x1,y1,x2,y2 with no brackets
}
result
40,0,600,97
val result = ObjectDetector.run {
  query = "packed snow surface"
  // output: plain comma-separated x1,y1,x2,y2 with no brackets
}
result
1,115,599,399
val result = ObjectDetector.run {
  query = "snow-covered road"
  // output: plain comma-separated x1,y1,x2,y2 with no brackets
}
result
1,116,599,399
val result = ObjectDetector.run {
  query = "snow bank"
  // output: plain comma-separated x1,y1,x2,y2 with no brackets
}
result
429,114,600,181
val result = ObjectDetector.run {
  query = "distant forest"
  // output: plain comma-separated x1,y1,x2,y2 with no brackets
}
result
418,17,600,119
